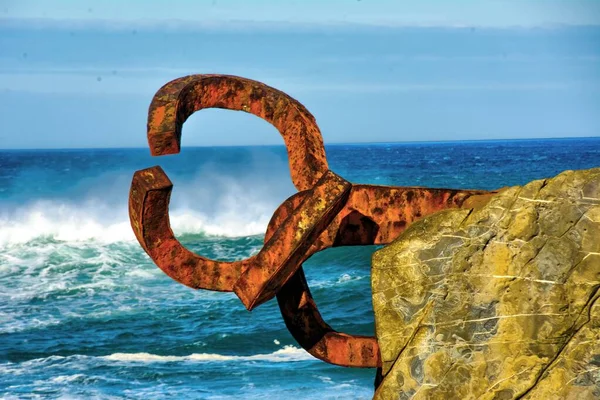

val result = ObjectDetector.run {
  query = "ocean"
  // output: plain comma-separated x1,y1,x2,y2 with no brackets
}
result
0,138,599,399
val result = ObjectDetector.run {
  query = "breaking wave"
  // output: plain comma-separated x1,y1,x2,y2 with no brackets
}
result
0,200,274,246
0,167,295,247
0,346,314,371
103,346,314,363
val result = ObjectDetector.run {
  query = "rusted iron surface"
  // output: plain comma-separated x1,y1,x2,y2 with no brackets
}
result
264,185,494,368
147,75,328,191
129,166,352,296
233,170,352,311
129,74,496,370
269,185,492,256
129,165,243,291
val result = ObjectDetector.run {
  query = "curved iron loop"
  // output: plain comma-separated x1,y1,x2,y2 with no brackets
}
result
147,74,328,191
129,165,351,295
264,185,495,368
129,165,243,291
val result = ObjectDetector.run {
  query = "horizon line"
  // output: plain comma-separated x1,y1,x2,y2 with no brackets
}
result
2,135,598,152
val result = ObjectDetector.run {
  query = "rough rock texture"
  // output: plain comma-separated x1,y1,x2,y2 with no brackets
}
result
372,168,600,400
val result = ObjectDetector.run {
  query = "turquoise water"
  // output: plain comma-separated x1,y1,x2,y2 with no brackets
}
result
0,138,599,399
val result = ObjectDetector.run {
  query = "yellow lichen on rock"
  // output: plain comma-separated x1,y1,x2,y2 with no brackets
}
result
372,168,600,399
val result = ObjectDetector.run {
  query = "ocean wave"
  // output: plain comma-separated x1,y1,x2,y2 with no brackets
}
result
102,345,314,363
0,200,274,247
0,237,253,318
37,374,89,384
0,161,295,247
0,311,63,334
0,346,314,369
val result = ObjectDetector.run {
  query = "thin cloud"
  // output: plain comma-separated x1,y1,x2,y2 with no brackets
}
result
1,17,598,33
290,82,599,93
1,72,597,95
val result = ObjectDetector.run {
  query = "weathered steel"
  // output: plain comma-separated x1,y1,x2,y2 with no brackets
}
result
129,165,243,291
129,166,352,296
275,185,493,253
233,170,352,310
147,74,328,191
264,185,494,368
129,73,497,370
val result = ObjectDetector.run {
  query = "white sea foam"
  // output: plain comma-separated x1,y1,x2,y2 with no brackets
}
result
103,345,314,363
43,374,87,384
0,200,275,247
0,314,63,334
309,273,366,289
1,346,314,370
125,268,158,279
0,180,273,310
0,160,294,247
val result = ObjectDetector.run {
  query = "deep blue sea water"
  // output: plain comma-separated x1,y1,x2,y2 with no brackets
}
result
0,138,599,399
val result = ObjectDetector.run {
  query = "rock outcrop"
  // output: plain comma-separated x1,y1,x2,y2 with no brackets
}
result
371,168,600,399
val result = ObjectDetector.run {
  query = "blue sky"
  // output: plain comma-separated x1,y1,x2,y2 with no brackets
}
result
0,1,599,148
5,0,600,27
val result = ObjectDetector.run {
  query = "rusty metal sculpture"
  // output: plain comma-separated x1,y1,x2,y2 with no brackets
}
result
129,74,494,370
